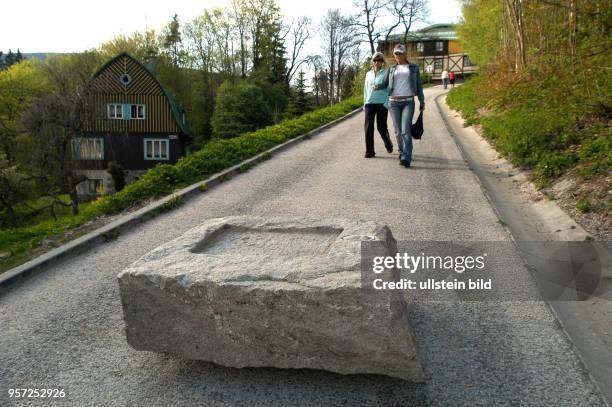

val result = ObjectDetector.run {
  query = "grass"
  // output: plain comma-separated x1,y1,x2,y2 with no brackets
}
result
447,74,611,187
159,196,182,212
0,96,363,273
577,198,592,213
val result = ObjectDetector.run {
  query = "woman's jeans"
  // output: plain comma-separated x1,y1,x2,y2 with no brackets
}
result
388,99,415,162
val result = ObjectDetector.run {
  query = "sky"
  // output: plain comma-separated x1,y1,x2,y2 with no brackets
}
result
1,0,462,54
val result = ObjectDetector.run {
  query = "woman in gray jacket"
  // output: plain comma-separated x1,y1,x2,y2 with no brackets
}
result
374,44,425,167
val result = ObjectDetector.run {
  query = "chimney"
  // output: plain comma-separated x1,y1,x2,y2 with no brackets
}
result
144,53,157,74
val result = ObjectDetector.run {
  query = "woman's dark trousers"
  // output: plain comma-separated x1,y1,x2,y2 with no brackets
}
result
364,103,393,155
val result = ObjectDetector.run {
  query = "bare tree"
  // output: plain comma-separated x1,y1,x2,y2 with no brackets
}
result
386,0,429,44
320,10,341,104
504,0,525,72
231,0,250,77
284,17,312,89
320,9,359,104
352,0,388,55
335,20,360,102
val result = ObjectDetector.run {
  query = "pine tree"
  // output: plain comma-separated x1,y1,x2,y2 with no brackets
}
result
15,49,23,64
269,21,287,85
5,49,14,68
162,14,183,67
286,70,310,117
0,51,5,70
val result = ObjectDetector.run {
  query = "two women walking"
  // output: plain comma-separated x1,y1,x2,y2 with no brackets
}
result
365,44,425,168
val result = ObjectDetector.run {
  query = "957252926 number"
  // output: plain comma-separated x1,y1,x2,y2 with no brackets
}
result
8,388,67,398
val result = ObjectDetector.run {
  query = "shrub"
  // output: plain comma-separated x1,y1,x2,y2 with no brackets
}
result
159,196,182,212
107,161,126,192
576,197,592,213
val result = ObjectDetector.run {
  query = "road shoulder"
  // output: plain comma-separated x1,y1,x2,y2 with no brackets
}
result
437,92,612,406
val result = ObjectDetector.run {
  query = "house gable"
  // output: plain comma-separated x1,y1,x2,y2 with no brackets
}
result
82,52,190,136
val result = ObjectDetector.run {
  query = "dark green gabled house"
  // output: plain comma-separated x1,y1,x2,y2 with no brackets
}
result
75,52,191,198
379,24,477,79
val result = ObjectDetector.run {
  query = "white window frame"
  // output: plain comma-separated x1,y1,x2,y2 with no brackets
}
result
131,104,146,120
73,137,104,160
107,103,123,119
144,139,169,160
416,42,424,53
463,55,473,67
436,41,444,52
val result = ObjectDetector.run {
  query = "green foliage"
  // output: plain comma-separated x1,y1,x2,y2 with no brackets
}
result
162,14,186,67
211,79,287,138
577,130,612,179
107,161,126,192
285,71,311,118
446,75,485,126
456,1,503,69
159,196,182,212
576,197,592,213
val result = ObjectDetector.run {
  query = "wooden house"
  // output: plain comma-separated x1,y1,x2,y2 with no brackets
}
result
378,24,477,79
76,52,191,198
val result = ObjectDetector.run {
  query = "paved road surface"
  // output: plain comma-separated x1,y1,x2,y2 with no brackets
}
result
0,86,605,406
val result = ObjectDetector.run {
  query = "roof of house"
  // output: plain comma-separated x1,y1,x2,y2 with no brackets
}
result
385,24,458,43
88,52,191,137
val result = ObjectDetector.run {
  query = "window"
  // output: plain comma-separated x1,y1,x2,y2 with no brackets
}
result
119,73,132,85
107,104,122,119
434,59,443,70
436,41,444,52
463,55,473,67
73,138,104,160
144,139,169,160
87,179,103,195
131,104,145,119
416,42,424,53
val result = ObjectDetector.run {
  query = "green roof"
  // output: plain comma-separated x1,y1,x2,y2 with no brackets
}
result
385,24,458,42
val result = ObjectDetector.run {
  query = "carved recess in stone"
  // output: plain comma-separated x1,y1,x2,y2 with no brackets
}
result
118,216,423,381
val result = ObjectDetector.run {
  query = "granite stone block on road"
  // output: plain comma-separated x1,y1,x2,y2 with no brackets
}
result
118,216,424,381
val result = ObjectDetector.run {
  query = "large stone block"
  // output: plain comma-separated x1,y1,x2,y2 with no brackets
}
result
118,217,423,381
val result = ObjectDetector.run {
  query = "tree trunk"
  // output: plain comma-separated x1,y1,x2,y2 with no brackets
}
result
505,0,525,73
69,187,79,216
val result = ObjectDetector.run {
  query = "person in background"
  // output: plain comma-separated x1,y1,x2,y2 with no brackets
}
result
441,69,449,89
374,43,425,168
449,70,456,88
363,51,393,158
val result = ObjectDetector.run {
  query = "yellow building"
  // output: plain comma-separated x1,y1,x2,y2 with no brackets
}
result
378,24,476,79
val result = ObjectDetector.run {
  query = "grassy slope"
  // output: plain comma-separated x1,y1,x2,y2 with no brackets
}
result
447,75,610,233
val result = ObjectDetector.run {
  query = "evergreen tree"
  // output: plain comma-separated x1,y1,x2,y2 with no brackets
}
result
269,21,287,85
0,52,5,70
5,49,14,68
162,14,184,67
286,70,310,117
248,0,287,85
15,49,23,64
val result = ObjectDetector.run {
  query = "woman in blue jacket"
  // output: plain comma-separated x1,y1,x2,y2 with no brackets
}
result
374,44,425,167
363,52,394,158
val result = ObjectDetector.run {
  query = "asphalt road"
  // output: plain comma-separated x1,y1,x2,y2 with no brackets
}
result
0,86,606,406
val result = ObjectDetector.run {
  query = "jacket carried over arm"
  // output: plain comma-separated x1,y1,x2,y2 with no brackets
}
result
378,64,425,110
